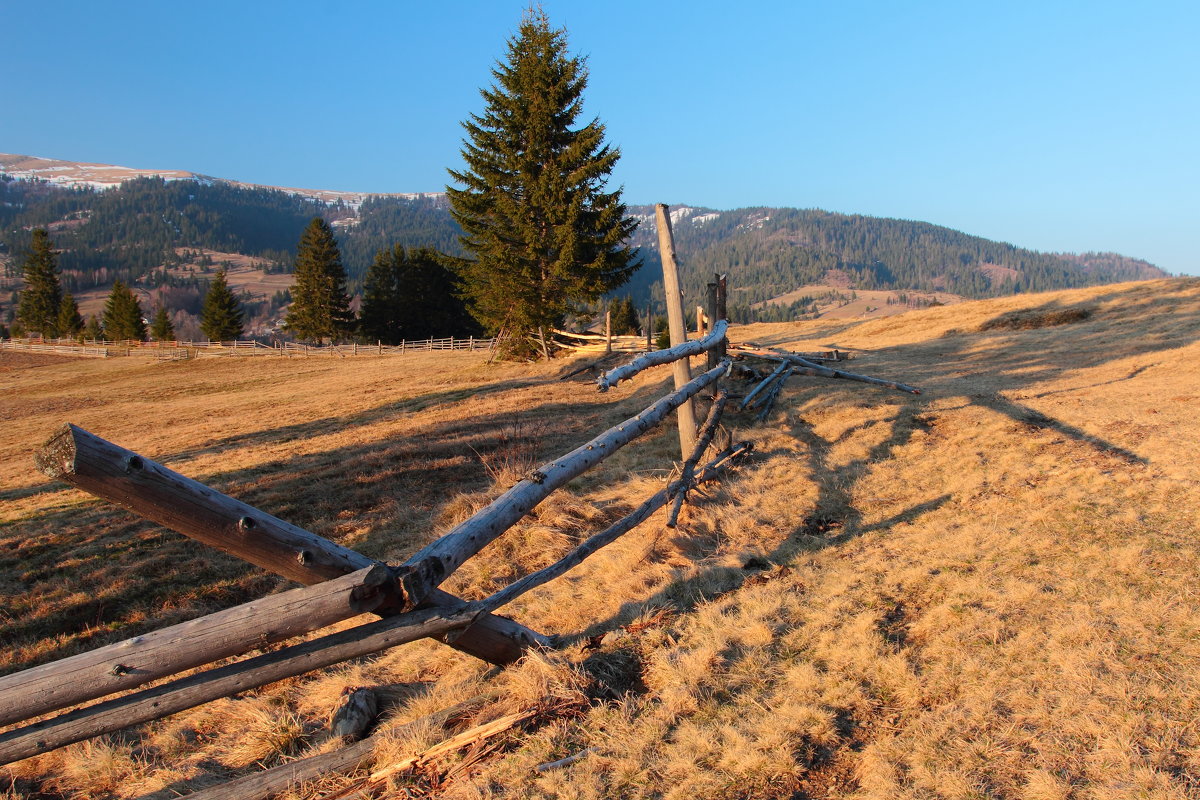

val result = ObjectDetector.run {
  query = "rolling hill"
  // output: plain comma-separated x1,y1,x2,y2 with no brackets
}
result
1,278,1197,797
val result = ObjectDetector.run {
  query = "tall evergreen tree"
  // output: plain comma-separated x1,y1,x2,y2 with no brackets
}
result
359,245,481,345
17,229,63,338
57,292,84,339
284,217,352,343
102,281,147,341
446,10,639,357
150,305,176,341
83,315,104,342
200,270,244,341
610,295,640,335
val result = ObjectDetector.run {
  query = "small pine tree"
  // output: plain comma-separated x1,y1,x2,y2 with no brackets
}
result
200,270,244,342
150,306,176,342
17,229,63,338
358,246,403,344
285,218,352,343
103,281,147,342
56,292,84,340
610,296,640,335
83,315,104,342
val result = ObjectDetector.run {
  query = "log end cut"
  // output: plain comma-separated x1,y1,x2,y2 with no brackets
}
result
34,423,81,480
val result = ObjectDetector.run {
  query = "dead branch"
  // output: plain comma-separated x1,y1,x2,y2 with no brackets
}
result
739,360,789,410
735,352,920,394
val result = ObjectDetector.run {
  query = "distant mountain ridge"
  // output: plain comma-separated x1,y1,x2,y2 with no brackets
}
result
0,152,1168,322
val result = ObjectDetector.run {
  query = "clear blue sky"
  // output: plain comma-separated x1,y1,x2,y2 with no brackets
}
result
3,0,1197,274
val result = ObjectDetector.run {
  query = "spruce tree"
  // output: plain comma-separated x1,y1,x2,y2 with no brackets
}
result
284,217,352,343
103,281,147,341
150,306,176,341
446,10,639,357
358,246,403,344
200,270,244,341
57,293,84,340
16,229,63,338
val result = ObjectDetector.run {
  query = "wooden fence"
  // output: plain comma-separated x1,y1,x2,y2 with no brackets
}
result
0,336,497,359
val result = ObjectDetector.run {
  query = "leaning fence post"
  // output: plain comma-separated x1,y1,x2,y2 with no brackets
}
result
655,204,698,459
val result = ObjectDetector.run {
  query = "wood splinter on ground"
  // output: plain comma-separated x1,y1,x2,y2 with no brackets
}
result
330,687,380,742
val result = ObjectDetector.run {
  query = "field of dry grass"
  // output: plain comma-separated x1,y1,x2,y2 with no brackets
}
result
2,278,1199,799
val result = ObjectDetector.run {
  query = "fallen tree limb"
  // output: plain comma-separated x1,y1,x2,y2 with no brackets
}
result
35,424,547,665
476,441,752,615
667,388,729,528
596,320,728,392
0,606,478,766
0,565,392,729
181,698,492,800
402,362,731,607
736,353,920,395
756,367,794,422
739,361,789,411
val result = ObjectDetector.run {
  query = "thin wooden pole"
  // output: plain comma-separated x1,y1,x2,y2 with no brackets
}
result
605,310,612,354
655,204,698,459
402,362,729,606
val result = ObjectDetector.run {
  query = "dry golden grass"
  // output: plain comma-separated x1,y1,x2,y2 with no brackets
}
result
2,278,1200,798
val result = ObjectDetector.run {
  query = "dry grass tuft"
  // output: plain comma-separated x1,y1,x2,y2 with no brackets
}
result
3,278,1200,797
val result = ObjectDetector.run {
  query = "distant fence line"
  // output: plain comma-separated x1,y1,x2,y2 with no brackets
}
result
0,336,498,360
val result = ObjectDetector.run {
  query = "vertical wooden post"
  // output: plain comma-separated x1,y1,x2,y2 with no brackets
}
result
696,305,706,336
654,204,698,459
645,304,653,352
605,310,612,354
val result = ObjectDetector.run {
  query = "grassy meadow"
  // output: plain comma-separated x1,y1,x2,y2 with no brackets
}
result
2,278,1199,799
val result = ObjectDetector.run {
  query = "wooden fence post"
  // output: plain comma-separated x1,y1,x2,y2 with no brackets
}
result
655,204,698,459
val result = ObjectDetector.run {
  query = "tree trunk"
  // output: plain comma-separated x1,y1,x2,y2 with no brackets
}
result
655,204,698,458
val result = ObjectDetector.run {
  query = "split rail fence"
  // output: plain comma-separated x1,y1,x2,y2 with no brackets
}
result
0,336,497,360
0,204,922,796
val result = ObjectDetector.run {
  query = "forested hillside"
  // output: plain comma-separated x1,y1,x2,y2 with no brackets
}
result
0,174,1165,325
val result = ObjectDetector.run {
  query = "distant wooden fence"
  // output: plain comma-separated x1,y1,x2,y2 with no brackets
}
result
0,336,497,359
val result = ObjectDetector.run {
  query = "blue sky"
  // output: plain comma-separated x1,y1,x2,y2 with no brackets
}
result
3,0,1197,274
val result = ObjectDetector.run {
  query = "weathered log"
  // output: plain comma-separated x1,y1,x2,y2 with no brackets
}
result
655,203,699,458
739,360,790,410
329,687,379,742
477,442,753,614
0,606,477,765
34,424,547,664
596,320,729,392
0,565,392,728
667,388,729,528
536,747,598,772
402,362,730,607
756,367,793,422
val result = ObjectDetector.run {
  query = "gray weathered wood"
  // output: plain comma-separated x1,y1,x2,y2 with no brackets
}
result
34,424,547,665
597,320,728,392
329,687,379,741
0,565,392,728
478,441,752,614
402,362,731,607
734,350,920,394
655,203,698,458
0,606,476,765
739,360,790,410
667,388,729,528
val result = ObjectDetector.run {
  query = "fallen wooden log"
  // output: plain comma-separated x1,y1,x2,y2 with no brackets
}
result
755,367,794,422
666,388,729,528
402,362,731,607
739,360,789,411
735,352,920,395
596,320,728,392
0,606,477,766
476,441,753,615
35,425,547,665
179,697,490,800
0,565,392,729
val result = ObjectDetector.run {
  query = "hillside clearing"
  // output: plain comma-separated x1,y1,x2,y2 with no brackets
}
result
2,279,1199,799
